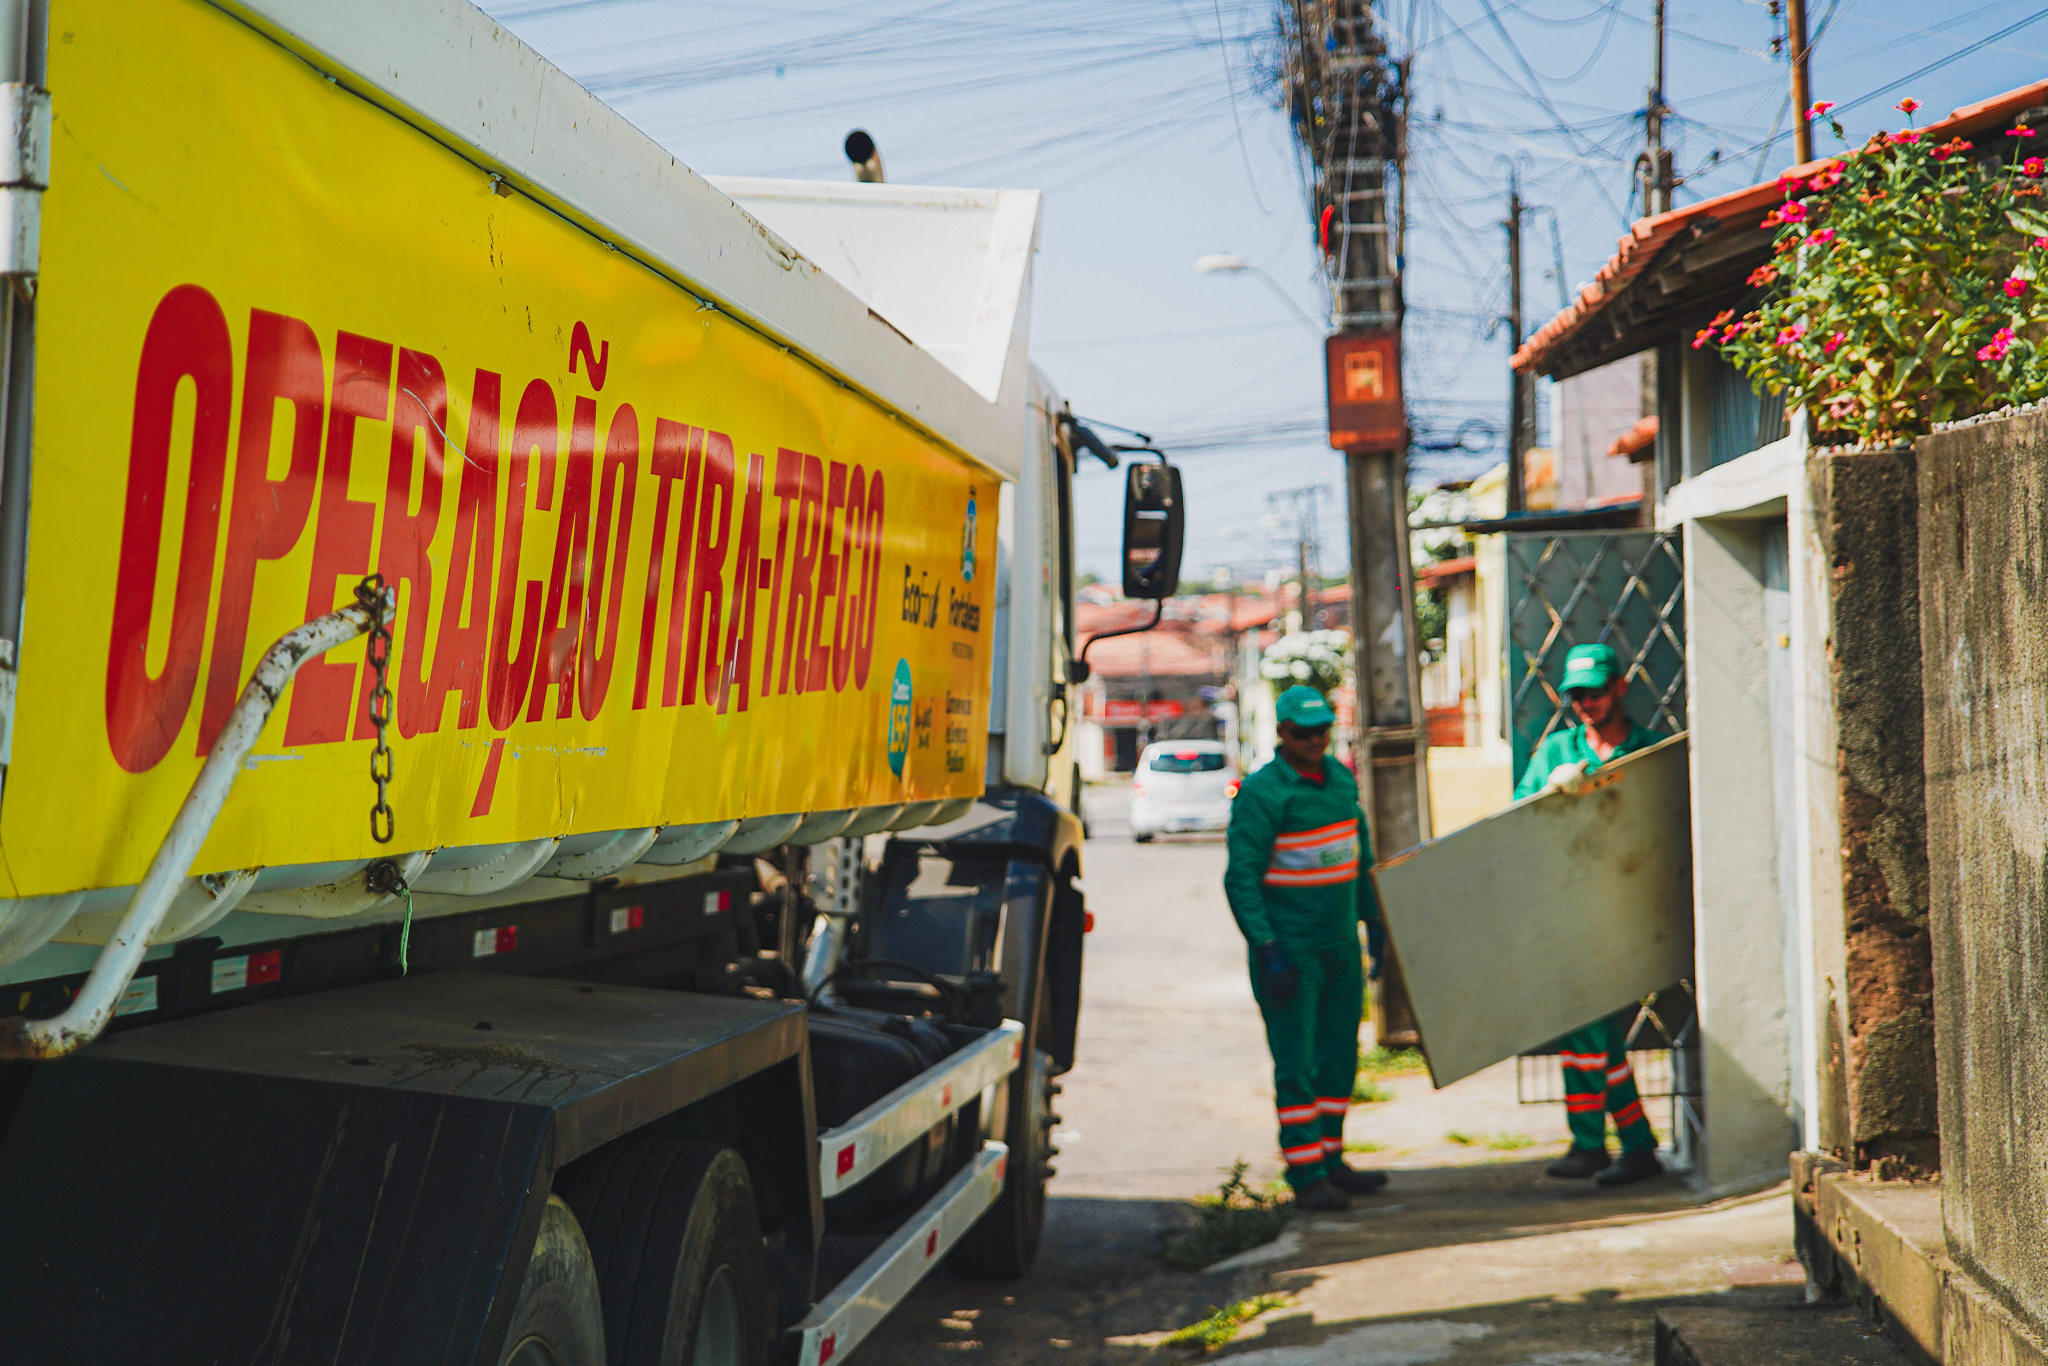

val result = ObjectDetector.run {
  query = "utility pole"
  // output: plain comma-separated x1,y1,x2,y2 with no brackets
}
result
1281,0,1428,1047
1787,0,1814,162
1268,483,1326,630
1505,171,1528,514
1639,0,1673,217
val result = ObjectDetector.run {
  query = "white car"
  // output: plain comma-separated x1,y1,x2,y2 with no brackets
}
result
1128,740,1239,842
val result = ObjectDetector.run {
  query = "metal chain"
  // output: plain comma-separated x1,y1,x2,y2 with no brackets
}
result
356,574,396,844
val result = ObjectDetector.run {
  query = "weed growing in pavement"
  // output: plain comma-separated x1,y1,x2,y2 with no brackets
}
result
1358,1045,1429,1076
1351,1076,1393,1103
1446,1130,1478,1145
1163,1293,1294,1351
1344,1139,1386,1153
1486,1133,1537,1150
1162,1162,1292,1271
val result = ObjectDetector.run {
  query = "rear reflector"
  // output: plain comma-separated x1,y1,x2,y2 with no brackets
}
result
472,925,518,958
210,948,282,994
608,905,645,934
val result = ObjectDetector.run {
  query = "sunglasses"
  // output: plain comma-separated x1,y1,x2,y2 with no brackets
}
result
1282,723,1332,739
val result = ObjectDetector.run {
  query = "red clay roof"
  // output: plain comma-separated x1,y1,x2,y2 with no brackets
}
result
1513,78,2048,375
1608,415,1658,459
1417,556,1476,583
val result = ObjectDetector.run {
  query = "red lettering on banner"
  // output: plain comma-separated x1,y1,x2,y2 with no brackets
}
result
758,449,802,696
633,418,688,710
287,332,392,746
568,320,609,391
528,395,595,721
357,348,448,739
200,310,325,753
579,404,637,719
806,459,847,693
717,452,766,713
780,453,824,695
853,472,884,688
661,426,705,707
487,379,555,730
423,370,501,732
680,431,733,706
106,285,234,773
832,466,866,692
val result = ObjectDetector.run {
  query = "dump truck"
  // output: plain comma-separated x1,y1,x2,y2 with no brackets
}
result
0,3,1185,1362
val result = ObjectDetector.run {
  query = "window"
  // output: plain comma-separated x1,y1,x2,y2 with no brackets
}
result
1150,751,1226,773
1705,351,1788,468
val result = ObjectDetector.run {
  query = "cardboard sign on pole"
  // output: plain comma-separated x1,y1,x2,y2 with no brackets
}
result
1326,331,1404,451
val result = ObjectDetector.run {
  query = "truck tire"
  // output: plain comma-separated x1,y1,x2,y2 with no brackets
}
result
949,1041,1057,1278
566,1139,771,1366
499,1196,608,1366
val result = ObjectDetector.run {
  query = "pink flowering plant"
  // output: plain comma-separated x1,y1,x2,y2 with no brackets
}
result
1703,100,2048,445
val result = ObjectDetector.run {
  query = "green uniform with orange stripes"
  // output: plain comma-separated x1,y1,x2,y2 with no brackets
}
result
1515,722,1663,1155
1224,753,1379,1190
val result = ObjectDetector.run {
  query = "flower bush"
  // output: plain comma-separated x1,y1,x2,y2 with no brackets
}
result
1259,629,1350,696
1704,99,2048,446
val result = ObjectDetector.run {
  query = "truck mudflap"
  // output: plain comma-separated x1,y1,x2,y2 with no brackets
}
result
791,1142,1010,1366
0,973,807,1365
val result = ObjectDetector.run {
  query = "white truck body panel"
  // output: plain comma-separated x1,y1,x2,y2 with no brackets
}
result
215,0,1024,480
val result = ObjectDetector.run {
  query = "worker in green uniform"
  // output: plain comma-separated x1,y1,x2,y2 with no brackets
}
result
1224,685,1389,1211
1514,641,1666,1187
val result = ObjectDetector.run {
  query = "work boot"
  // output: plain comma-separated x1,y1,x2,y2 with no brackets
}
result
1324,1161,1389,1195
1291,1179,1350,1212
1595,1149,1665,1187
1545,1146,1612,1179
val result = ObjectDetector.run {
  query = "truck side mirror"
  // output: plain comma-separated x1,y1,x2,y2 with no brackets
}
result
1121,461,1184,600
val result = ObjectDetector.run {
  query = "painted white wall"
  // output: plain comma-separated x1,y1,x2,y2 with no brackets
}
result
1556,357,1647,508
1684,508,1801,1196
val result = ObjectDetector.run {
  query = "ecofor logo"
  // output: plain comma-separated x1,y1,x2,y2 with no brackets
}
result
886,660,913,777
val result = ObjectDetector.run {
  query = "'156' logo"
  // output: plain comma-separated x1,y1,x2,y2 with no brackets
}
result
886,660,913,778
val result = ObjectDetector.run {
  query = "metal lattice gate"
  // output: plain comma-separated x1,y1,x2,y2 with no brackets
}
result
1505,531,1686,782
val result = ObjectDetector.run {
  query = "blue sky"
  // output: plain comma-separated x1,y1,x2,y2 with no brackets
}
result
480,0,2048,580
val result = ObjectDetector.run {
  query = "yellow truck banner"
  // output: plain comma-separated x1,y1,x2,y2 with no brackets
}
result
0,0,998,896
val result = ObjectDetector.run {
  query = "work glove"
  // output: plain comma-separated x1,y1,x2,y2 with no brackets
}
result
1362,914,1387,981
1255,941,1300,1008
1540,760,1592,796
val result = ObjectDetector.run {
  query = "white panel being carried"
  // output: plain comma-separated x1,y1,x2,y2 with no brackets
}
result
1374,733,1695,1087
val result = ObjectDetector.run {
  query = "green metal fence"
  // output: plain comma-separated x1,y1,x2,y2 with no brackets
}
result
1505,530,1686,784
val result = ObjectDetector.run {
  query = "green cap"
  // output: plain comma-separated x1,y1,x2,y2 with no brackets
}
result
1276,685,1336,729
1560,642,1621,693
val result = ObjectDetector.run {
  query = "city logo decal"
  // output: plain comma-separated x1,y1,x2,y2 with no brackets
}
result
887,659,913,778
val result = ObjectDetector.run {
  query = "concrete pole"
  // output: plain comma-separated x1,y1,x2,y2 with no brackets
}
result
1505,173,1527,514
1346,445,1431,1047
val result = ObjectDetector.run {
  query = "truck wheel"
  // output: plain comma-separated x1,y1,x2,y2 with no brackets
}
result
500,1196,608,1366
566,1139,771,1366
949,1042,1056,1278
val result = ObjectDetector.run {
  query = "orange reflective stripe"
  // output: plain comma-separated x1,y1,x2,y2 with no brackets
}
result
1265,862,1359,886
1272,818,1358,848
1265,816,1361,885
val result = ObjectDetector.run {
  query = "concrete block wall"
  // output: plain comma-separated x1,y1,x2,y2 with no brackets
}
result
1917,411,2048,1335
1807,448,1939,1171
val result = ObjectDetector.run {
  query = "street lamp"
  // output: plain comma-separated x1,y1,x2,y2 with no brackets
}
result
1194,253,1326,335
